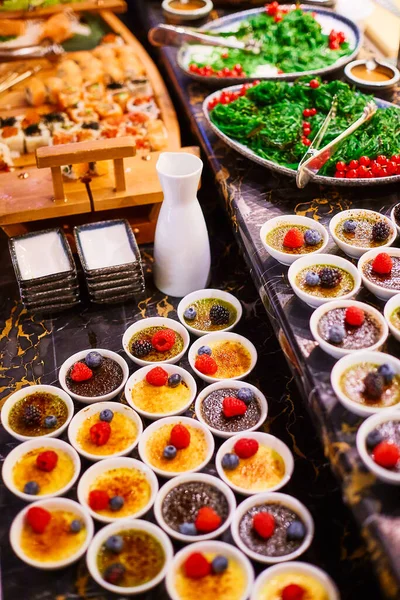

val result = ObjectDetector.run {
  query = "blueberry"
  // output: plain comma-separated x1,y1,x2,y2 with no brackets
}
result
23,481,39,495
198,345,212,356
366,429,383,450
237,388,254,405
286,520,306,541
221,453,239,470
343,219,357,233
109,496,124,511
305,271,320,287
44,415,57,429
179,522,198,536
163,445,177,459
328,325,345,344
103,562,126,584
70,519,82,533
378,363,395,384
85,351,103,369
184,307,197,320
304,229,322,246
105,535,124,553
211,555,228,574
100,409,114,423
168,374,182,388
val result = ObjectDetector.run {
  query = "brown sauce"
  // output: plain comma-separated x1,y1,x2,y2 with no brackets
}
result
351,64,393,83
168,0,206,10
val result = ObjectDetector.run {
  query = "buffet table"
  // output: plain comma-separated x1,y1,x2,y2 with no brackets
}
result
139,2,400,598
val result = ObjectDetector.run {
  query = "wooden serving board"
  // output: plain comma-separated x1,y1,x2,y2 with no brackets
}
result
0,0,126,19
0,10,188,244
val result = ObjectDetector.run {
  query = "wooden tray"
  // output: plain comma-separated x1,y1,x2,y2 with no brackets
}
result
0,0,126,19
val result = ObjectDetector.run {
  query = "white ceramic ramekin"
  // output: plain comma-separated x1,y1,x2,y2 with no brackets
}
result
177,288,242,336
356,410,400,485
384,293,400,342
358,247,400,301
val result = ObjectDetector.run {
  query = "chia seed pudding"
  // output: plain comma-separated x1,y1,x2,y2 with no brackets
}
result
239,503,306,557
335,215,393,248
363,257,400,291
200,387,262,433
296,265,355,298
266,224,324,254
161,481,229,533
318,308,382,350
129,326,184,361
367,420,400,472
66,357,123,397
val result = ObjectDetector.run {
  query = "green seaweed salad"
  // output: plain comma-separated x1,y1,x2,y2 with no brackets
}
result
189,7,352,77
209,79,400,177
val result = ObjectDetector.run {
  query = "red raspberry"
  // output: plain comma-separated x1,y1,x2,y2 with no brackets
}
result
26,506,51,534
36,450,58,472
372,253,393,275
88,489,109,510
252,512,276,538
184,552,211,579
70,361,93,382
151,329,176,352
195,507,222,533
345,306,365,327
373,441,400,469
90,421,111,446
146,366,168,386
234,438,259,458
283,228,304,249
282,584,306,600
170,424,191,449
222,396,247,418
195,354,218,375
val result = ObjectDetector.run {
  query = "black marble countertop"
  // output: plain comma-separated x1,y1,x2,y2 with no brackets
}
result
138,3,400,599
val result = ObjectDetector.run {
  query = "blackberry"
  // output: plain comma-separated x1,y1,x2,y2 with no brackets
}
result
209,304,230,325
23,404,42,427
363,372,384,400
372,221,390,242
131,339,152,358
319,267,342,288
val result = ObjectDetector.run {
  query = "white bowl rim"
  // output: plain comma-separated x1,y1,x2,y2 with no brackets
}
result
259,215,329,261
194,380,268,438
356,409,400,484
251,560,340,600
384,293,400,339
1,384,74,442
10,497,94,570
215,431,294,496
330,350,400,417
58,348,129,404
309,299,389,358
177,288,242,336
122,317,190,366
166,539,254,600
231,491,314,564
329,208,397,255
358,247,400,298
124,363,197,420
2,437,81,502
188,331,258,383
390,204,400,235
138,415,215,478
77,456,159,522
86,518,174,595
344,59,400,88
162,0,213,17
153,472,237,542
67,401,143,461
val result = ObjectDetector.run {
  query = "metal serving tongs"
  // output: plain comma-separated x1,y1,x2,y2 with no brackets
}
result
148,23,262,54
0,44,65,63
296,97,378,188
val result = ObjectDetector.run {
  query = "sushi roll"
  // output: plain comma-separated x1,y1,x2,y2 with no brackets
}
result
45,77,65,105
0,142,13,171
25,77,46,107
76,123,101,142
93,45,116,61
146,119,168,151
110,90,131,111
57,60,83,87
58,86,82,110
126,97,159,120
67,102,99,124
52,126,78,146
117,47,145,78
23,123,51,153
42,111,69,132
127,78,153,99
102,60,124,84
95,102,123,119
0,122,25,155
39,13,73,44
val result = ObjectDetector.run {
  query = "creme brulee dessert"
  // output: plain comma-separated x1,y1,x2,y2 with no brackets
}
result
76,411,138,456
144,422,209,473
88,467,152,518
13,447,75,496
131,377,191,415
260,571,329,600
221,442,286,492
195,340,252,380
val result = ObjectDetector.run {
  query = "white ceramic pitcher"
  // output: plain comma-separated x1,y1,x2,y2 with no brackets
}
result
153,152,211,297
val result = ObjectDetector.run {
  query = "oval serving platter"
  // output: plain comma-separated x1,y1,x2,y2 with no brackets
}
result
203,88,400,187
178,5,361,84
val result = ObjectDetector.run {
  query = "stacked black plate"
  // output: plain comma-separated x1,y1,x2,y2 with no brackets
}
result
9,228,79,313
74,219,145,304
